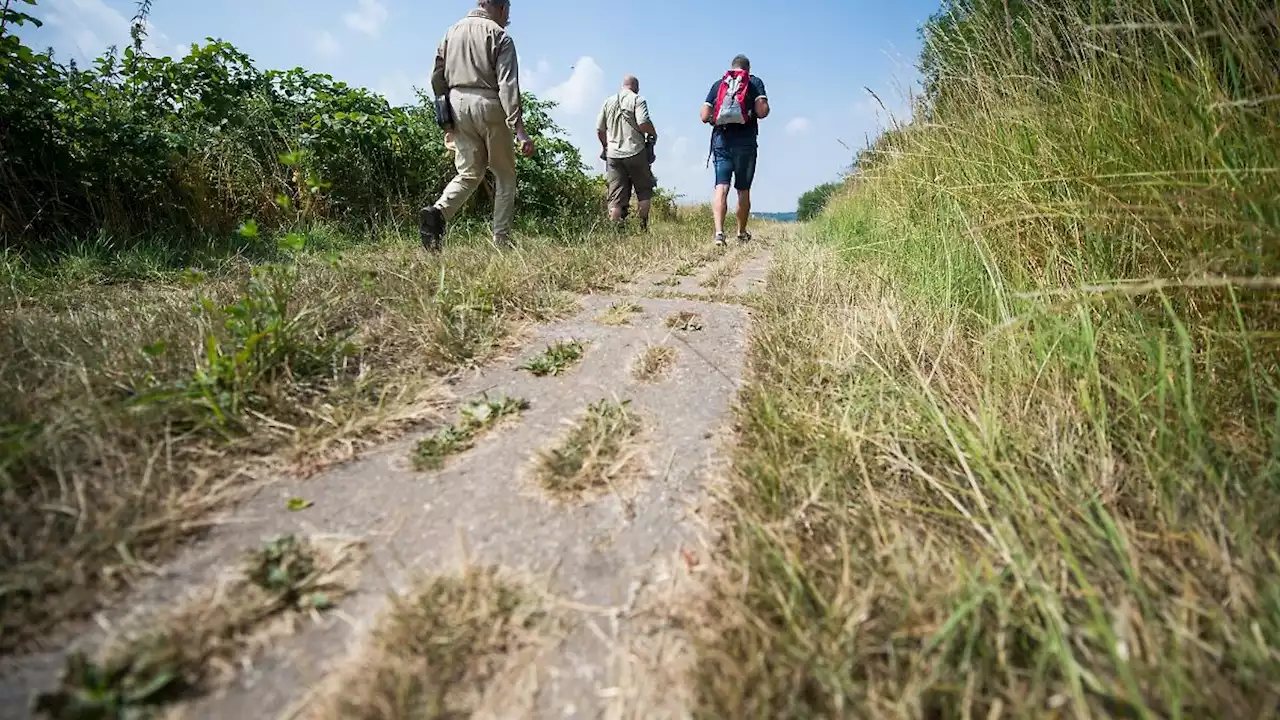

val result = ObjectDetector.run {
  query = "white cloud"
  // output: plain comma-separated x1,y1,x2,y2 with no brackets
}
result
542,56,604,116
38,0,173,62
343,0,388,38
785,117,811,136
313,30,341,58
376,73,430,107
520,58,552,94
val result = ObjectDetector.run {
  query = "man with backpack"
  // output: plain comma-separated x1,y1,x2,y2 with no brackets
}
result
701,54,770,246
419,0,535,252
596,74,659,231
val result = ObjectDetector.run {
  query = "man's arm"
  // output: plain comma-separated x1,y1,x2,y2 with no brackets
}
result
753,78,770,119
430,35,448,98
495,34,525,134
700,83,717,124
596,101,609,154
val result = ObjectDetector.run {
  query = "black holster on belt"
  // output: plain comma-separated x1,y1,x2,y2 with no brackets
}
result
433,95,454,130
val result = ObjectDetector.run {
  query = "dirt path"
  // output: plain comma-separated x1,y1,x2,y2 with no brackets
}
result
1,233,775,720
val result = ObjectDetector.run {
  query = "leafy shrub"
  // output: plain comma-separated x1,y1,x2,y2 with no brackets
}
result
129,232,357,434
0,2,609,255
795,181,842,221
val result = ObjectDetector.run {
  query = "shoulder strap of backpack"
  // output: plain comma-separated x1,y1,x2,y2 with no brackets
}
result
620,92,645,136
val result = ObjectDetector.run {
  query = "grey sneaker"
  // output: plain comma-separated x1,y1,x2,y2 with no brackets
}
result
419,206,445,251
491,234,515,250
714,231,727,246
737,230,752,244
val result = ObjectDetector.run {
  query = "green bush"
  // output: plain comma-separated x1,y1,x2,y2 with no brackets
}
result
795,181,841,222
0,1,606,256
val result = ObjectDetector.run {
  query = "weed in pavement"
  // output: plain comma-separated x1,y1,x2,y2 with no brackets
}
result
535,399,641,500
413,395,530,471
519,339,588,377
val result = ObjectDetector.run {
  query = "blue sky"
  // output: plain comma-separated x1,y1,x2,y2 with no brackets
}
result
18,0,939,212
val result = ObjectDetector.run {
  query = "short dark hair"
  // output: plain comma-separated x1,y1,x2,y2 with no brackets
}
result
731,54,750,71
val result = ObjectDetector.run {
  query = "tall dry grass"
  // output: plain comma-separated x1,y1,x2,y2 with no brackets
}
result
695,0,1279,716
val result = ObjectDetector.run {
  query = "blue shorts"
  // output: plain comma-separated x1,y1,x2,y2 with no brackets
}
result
713,146,758,191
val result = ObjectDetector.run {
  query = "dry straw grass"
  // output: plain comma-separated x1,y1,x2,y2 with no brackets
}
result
0,223,702,654
698,246,750,290
632,344,677,382
533,398,644,503
308,565,551,720
595,301,645,326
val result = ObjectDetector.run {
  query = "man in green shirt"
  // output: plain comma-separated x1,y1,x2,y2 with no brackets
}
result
596,75,658,231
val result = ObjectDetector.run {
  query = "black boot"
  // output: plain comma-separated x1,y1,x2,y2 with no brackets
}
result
419,206,446,251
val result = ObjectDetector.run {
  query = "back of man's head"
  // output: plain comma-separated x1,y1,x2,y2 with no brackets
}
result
622,74,639,92
478,0,510,26
731,54,750,72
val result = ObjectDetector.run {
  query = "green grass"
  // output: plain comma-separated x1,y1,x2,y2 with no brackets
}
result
518,339,588,377
412,395,530,471
693,0,1280,717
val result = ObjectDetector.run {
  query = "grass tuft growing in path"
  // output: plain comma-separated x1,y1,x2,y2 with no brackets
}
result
312,566,549,720
518,339,588,377
35,534,364,719
699,247,748,291
534,398,642,501
664,311,704,332
412,395,529,471
632,345,676,383
595,301,645,326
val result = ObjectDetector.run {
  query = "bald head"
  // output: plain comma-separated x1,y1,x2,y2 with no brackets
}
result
622,75,639,92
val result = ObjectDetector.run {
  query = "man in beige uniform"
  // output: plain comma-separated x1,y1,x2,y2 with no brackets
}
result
596,75,658,231
420,0,534,251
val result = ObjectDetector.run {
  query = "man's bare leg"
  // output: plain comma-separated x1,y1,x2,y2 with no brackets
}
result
637,198,651,231
713,184,731,240
736,188,752,237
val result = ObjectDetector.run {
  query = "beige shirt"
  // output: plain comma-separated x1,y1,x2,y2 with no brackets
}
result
596,89,651,160
431,9,523,130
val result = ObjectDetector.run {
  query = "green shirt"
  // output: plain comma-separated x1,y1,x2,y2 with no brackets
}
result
596,89,651,160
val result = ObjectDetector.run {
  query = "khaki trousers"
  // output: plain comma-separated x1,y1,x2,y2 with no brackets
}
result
434,88,518,237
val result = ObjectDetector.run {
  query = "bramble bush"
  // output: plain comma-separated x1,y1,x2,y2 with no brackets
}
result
0,0,607,256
